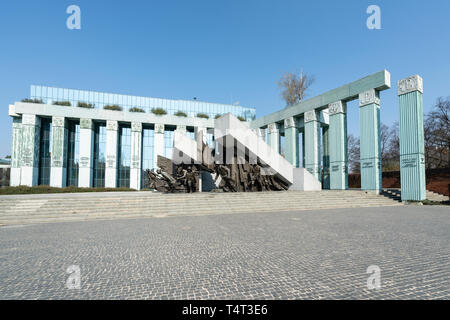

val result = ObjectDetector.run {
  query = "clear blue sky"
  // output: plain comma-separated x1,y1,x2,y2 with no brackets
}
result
1,0,449,157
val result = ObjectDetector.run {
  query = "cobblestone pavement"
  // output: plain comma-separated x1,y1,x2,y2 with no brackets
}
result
0,205,448,300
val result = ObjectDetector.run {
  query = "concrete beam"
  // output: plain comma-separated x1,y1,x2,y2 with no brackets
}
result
251,70,390,129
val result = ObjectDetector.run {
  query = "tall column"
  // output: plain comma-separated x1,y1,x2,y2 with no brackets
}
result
154,123,165,169
359,89,382,193
78,119,94,188
130,122,142,190
105,120,118,188
10,117,22,186
304,110,321,180
284,117,299,167
322,126,330,189
267,123,280,153
50,117,68,188
20,114,41,186
328,101,348,189
398,75,426,201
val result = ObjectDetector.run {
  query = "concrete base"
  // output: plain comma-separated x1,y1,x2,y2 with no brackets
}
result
289,168,322,191
50,167,67,188
20,166,38,186
10,168,21,186
78,167,93,188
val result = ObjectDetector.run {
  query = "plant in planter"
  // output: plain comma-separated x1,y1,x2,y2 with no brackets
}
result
175,111,187,117
196,113,209,119
151,108,167,115
53,101,71,106
237,116,246,121
214,114,222,119
129,107,145,113
21,98,43,104
77,101,94,108
104,104,123,111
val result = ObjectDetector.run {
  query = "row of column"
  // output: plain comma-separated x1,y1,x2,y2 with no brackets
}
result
264,88,383,192
10,115,207,190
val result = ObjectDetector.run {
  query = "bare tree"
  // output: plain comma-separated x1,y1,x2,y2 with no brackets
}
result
278,71,314,106
347,134,360,173
424,97,450,168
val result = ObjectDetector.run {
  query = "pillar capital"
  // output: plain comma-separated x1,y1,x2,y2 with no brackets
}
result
155,123,165,134
304,111,318,123
106,120,118,131
284,117,298,128
80,118,93,129
398,75,423,95
22,114,41,126
131,122,142,132
328,101,346,115
359,89,380,107
268,123,279,133
52,116,66,127
176,125,187,133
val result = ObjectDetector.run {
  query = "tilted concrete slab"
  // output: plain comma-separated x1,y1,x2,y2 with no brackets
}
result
215,113,294,184
289,168,322,191
251,70,390,129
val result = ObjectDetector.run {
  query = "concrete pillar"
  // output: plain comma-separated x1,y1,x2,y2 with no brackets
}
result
322,126,330,189
398,75,426,201
78,119,94,188
284,117,299,167
105,120,118,188
359,89,382,193
267,123,280,153
10,117,22,186
130,122,142,190
304,111,321,180
154,123,165,169
328,101,348,189
50,117,68,188
20,114,41,186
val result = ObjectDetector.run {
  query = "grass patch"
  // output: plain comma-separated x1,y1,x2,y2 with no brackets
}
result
21,98,43,104
77,102,94,109
175,111,187,117
151,108,167,115
104,104,123,111
0,185,137,195
196,113,209,119
129,107,145,113
53,101,71,106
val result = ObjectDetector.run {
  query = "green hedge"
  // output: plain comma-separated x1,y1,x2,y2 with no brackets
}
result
196,113,209,119
53,101,71,106
21,98,43,104
151,108,167,115
237,116,246,121
129,107,145,113
104,104,123,111
214,114,222,119
175,111,187,117
77,101,94,108
0,185,137,195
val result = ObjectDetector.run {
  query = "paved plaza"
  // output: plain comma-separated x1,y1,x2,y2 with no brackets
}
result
0,205,448,299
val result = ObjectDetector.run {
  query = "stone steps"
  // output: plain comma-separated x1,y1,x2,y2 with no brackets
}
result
382,188,449,202
0,190,402,225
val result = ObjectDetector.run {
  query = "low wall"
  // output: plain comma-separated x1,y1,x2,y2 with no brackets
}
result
349,168,450,196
